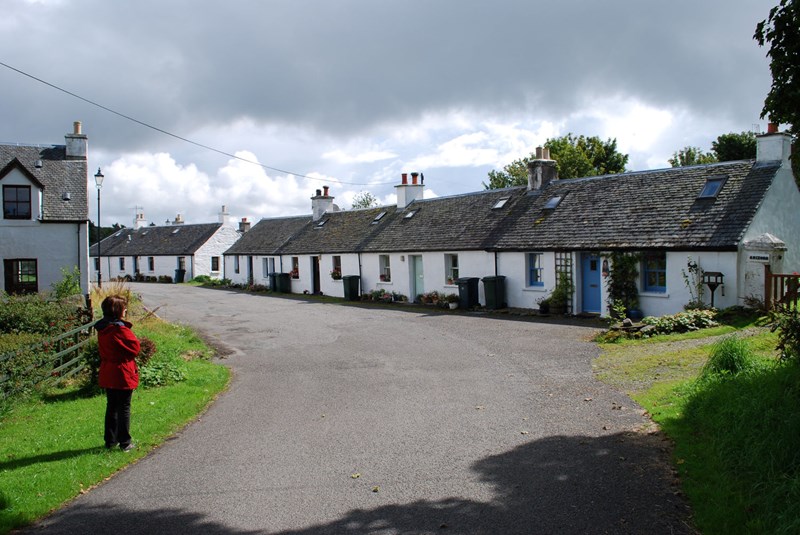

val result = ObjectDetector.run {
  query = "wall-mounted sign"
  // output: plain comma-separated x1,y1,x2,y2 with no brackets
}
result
748,254,770,263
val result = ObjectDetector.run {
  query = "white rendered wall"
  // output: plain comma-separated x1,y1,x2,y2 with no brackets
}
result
193,227,241,279
0,222,82,294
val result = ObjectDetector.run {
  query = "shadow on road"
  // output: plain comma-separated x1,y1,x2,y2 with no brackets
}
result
29,431,694,534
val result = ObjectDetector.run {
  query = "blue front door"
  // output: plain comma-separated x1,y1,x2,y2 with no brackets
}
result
582,254,602,313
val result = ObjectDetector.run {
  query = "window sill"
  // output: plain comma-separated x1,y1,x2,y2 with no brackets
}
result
639,291,669,298
523,287,547,293
378,280,393,285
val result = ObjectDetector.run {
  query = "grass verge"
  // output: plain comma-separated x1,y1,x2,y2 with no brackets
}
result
595,328,800,534
0,314,230,534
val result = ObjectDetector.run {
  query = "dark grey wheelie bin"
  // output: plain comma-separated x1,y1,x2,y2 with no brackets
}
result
482,275,507,309
276,273,291,293
456,277,480,309
342,275,361,301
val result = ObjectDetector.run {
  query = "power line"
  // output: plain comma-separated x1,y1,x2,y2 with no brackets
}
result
0,60,393,187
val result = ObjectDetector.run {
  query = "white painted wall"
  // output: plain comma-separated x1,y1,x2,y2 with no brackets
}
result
193,227,241,279
498,251,558,309
100,254,191,282
0,222,83,294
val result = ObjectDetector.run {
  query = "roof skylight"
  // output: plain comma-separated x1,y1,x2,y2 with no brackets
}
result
172,228,180,234
698,176,727,199
404,210,418,219
316,219,327,228
544,196,563,210
492,197,510,209
371,211,387,224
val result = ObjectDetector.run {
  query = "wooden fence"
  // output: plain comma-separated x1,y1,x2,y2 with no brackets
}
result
0,319,97,398
765,267,800,310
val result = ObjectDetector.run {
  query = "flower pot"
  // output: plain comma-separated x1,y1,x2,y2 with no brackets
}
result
449,302,458,310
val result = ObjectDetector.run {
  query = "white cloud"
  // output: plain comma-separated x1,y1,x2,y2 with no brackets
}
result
322,149,397,164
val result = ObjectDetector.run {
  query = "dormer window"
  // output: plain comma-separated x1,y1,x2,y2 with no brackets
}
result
492,197,510,210
698,176,727,199
3,185,31,219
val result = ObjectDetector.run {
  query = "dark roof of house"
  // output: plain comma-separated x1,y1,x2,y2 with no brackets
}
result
224,216,311,255
89,223,225,257
0,144,88,221
359,187,528,252
493,160,780,251
277,207,398,255
217,159,783,257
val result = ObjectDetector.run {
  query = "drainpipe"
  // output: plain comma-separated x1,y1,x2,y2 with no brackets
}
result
494,251,498,276
358,252,363,295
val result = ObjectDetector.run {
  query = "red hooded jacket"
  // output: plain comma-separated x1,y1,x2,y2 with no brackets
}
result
97,318,140,390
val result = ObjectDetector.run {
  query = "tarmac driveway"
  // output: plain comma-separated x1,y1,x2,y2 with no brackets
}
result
29,284,693,534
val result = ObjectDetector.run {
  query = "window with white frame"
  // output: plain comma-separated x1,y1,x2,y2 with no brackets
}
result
148,257,155,271
331,255,342,279
3,259,38,293
291,257,299,278
445,254,459,284
642,252,667,292
211,256,220,272
94,257,100,271
379,255,391,282
234,256,240,274
527,253,544,286
119,257,125,271
177,257,186,270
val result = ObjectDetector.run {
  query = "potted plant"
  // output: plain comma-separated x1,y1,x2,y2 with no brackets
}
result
445,293,459,309
330,268,342,280
549,272,574,315
536,296,551,314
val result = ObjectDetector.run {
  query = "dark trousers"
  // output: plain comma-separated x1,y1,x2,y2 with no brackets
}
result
105,388,133,447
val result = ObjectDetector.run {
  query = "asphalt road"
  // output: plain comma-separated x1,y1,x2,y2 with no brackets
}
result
28,284,693,534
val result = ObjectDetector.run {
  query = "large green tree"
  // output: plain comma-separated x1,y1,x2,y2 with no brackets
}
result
669,131,758,167
484,134,629,189
755,0,800,177
712,131,757,161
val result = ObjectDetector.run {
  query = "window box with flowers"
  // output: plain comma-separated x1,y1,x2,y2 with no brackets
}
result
330,269,342,280
290,268,300,279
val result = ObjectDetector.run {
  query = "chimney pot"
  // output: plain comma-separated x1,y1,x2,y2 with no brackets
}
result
535,146,544,159
316,189,322,196
768,122,779,134
411,172,419,185
73,121,82,135
323,185,329,196
542,147,551,160
401,173,408,185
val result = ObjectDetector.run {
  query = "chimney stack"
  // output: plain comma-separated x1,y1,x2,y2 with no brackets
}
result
311,187,334,221
395,172,425,210
238,217,251,233
219,205,231,226
133,210,148,230
65,121,87,160
527,147,558,191
173,213,185,225
756,129,793,166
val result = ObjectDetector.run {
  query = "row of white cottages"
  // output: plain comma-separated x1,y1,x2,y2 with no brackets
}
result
87,131,799,318
219,132,799,317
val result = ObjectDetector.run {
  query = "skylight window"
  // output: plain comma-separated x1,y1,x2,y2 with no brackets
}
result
404,210,418,219
371,211,387,224
698,176,727,199
544,196,563,210
114,231,123,237
141,231,149,235
316,219,327,228
492,197,510,209
172,228,180,234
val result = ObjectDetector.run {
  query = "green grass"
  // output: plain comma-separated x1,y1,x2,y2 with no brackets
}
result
0,318,230,534
596,328,800,534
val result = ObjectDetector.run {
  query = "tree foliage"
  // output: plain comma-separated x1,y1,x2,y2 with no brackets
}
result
669,131,758,167
755,0,800,178
484,134,629,189
669,146,717,168
351,191,379,209
712,131,757,161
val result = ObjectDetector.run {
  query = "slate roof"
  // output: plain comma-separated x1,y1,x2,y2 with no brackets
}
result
224,216,311,255
89,223,225,257
218,159,782,257
493,160,780,251
0,144,88,221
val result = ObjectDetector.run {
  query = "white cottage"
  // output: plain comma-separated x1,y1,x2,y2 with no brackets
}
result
0,122,90,295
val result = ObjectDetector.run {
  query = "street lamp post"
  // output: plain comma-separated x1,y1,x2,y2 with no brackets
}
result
95,168,104,288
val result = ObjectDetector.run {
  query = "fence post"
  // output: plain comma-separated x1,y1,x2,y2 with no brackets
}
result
765,264,772,310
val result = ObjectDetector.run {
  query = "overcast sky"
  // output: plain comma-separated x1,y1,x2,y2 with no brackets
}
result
1,0,776,227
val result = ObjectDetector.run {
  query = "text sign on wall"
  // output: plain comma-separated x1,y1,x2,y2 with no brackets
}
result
748,254,770,263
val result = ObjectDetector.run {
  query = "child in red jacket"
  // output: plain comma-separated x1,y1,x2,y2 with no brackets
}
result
97,295,140,451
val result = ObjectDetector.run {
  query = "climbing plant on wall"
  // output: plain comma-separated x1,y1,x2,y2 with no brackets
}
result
607,252,640,314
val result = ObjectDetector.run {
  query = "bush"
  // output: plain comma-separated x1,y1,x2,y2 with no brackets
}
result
641,309,719,335
702,336,756,377
0,333,52,401
0,293,81,335
771,306,800,362
138,360,186,388
50,266,82,300
136,337,157,367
